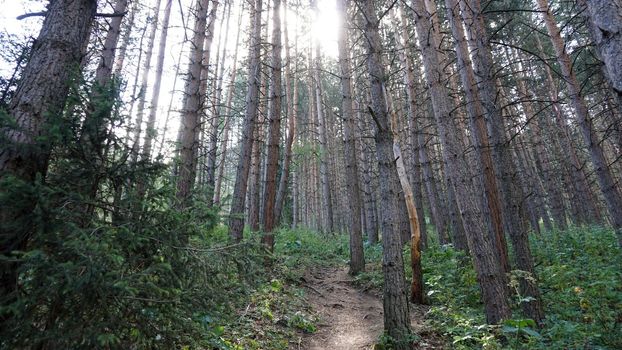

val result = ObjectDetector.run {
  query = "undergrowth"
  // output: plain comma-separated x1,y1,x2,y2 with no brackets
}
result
349,226,622,349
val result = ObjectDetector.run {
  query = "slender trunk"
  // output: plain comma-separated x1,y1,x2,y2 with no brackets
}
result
314,46,334,234
205,1,231,202
131,0,163,162
195,0,221,189
362,1,411,344
337,0,364,274
214,6,244,205
142,0,173,161
537,0,622,245
261,0,283,252
175,0,210,207
417,0,512,324
113,1,138,77
459,0,543,323
437,0,510,272
228,0,263,242
157,38,186,157
275,0,297,224
395,6,446,245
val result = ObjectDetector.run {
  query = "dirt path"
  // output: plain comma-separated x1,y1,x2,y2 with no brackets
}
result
296,266,442,350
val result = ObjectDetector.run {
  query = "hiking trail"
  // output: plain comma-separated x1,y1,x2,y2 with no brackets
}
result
294,266,443,349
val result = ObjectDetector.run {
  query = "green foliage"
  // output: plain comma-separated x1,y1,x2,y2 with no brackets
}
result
0,81,313,349
224,278,317,350
425,227,622,349
374,331,420,350
350,226,622,349
532,226,622,349
274,228,349,280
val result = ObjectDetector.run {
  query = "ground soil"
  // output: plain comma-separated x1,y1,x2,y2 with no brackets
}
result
294,266,444,349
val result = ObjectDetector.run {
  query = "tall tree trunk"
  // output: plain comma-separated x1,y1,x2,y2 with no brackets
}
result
157,38,186,157
459,0,543,323
214,5,244,205
142,0,173,161
0,0,97,302
536,0,622,246
361,1,411,345
313,45,334,234
395,6,447,245
261,0,283,252
113,1,138,77
417,0,512,324
337,0,365,274
205,1,231,202
175,0,210,207
195,0,221,189
533,35,601,225
431,0,510,272
131,0,163,162
354,85,379,244
228,0,263,242
275,0,298,224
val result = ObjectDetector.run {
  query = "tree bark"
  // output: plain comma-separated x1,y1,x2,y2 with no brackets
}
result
337,0,365,275
415,0,512,324
204,1,230,202
261,0,283,252
314,44,334,234
214,6,244,205
131,0,163,163
274,0,297,224
459,0,543,323
175,0,210,207
142,0,173,162
228,0,263,242
0,0,97,301
361,1,412,345
536,0,622,246
438,0,510,272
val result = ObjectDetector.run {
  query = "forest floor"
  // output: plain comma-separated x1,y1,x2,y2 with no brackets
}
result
296,266,444,349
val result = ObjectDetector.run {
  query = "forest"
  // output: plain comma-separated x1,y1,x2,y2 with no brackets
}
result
0,0,621,348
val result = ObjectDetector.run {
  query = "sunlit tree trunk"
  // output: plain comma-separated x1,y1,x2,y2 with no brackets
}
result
313,44,334,234
142,0,173,162
214,6,244,205
175,0,210,207
131,0,163,163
